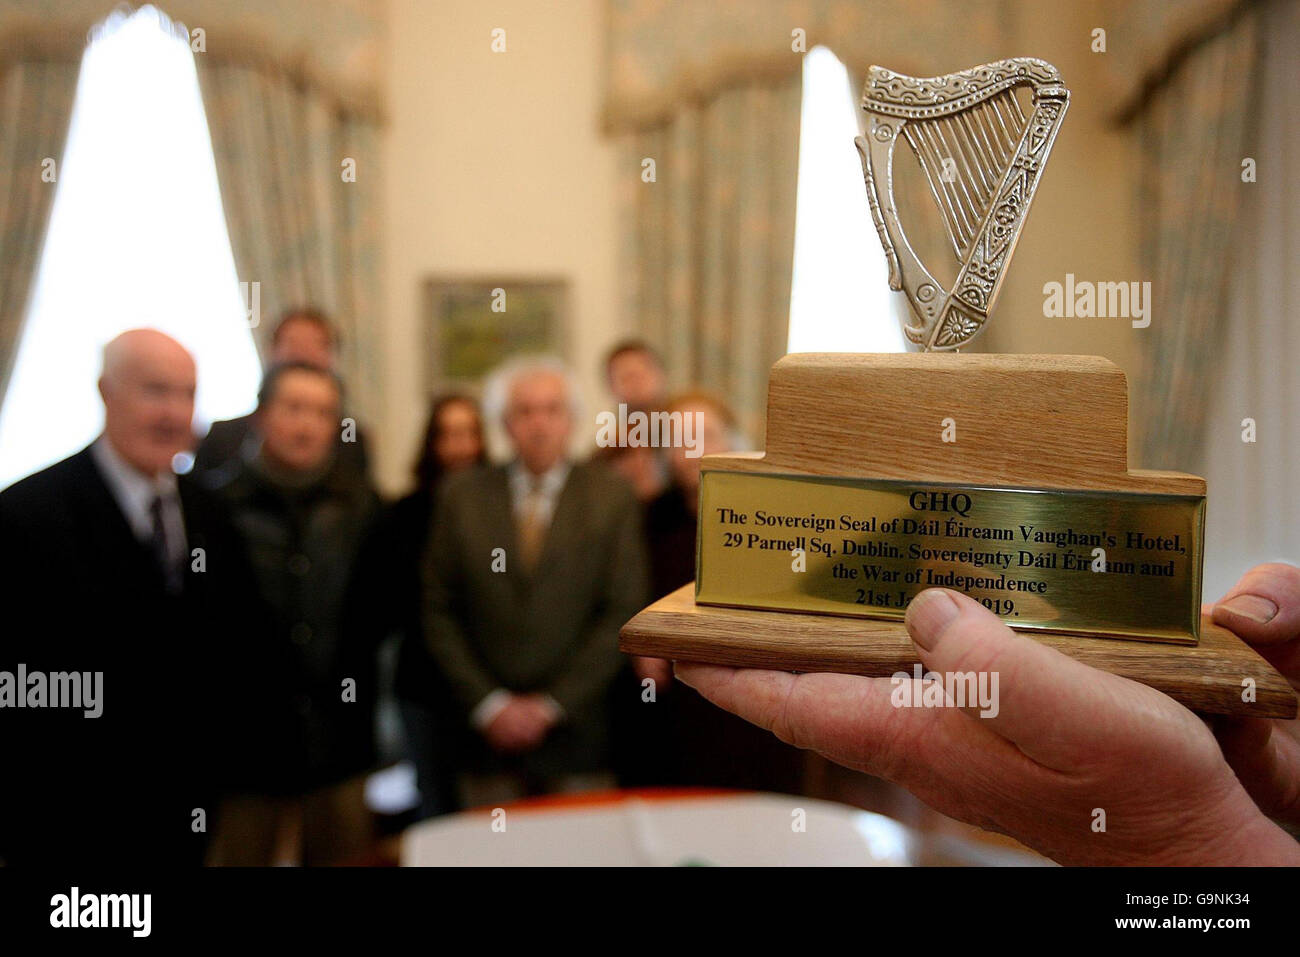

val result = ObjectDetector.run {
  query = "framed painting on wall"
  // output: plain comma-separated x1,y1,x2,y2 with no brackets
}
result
422,277,568,392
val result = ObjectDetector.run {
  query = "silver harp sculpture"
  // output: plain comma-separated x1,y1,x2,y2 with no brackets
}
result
856,58,1069,351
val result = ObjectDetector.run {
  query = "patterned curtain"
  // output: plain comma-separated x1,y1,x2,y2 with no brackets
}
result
602,0,1015,134
1131,2,1263,469
0,58,79,412
1098,0,1245,119
618,75,802,439
1195,0,1299,598
197,63,382,423
605,0,1016,436
0,0,385,419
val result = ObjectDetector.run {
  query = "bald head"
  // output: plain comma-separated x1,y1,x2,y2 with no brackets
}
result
98,329,196,476
102,329,195,385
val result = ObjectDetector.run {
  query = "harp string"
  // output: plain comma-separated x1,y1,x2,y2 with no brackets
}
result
929,121,977,244
956,110,993,195
904,123,968,258
903,89,1029,259
1007,88,1029,126
939,114,990,226
922,120,975,252
988,92,1026,154
977,105,1003,169
977,101,1009,159
952,112,995,196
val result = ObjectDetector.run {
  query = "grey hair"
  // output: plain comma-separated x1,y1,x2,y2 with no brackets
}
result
481,355,583,426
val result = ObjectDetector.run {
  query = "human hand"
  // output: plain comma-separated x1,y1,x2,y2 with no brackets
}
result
1206,563,1300,827
632,655,674,689
676,586,1300,865
484,695,553,753
519,693,562,733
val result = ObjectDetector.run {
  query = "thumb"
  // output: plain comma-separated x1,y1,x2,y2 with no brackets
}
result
903,588,1182,771
1212,563,1300,687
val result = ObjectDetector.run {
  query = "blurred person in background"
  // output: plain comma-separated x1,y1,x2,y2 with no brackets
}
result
616,390,806,794
0,329,263,866
424,358,648,806
204,362,383,865
606,339,667,414
600,340,669,502
372,393,487,820
193,307,371,483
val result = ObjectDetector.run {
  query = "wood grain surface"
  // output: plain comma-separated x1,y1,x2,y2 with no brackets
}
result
620,354,1295,719
707,353,1204,495
620,585,1297,718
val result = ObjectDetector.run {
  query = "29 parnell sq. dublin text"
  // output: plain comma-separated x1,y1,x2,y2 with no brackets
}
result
709,488,1191,614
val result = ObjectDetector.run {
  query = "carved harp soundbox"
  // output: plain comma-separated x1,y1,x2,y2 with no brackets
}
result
856,58,1069,351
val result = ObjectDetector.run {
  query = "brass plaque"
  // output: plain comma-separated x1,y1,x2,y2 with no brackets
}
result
696,472,1205,644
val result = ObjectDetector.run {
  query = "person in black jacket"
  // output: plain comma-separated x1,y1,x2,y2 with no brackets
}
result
0,329,266,866
376,393,486,819
203,362,382,865
192,307,370,483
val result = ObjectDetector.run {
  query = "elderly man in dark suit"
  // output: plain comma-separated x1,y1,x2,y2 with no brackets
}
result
424,359,648,806
0,329,264,866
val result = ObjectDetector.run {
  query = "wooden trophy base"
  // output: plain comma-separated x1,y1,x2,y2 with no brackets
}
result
622,585,1296,718
619,354,1297,719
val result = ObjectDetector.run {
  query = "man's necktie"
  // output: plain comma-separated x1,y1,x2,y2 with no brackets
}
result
149,493,183,594
516,481,547,573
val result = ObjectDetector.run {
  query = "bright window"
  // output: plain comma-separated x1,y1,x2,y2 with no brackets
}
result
787,46,906,354
0,6,260,489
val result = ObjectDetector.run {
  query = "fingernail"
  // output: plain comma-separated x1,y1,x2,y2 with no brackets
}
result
904,589,961,651
672,662,695,688
1216,594,1278,625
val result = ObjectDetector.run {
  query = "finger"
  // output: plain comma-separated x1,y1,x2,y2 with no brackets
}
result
903,588,1196,771
675,663,1022,779
1212,563,1300,681
1212,563,1300,643
673,662,1053,830
1213,563,1300,688
1212,716,1300,824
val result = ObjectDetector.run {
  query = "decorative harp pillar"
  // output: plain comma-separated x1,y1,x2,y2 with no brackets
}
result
856,59,1068,351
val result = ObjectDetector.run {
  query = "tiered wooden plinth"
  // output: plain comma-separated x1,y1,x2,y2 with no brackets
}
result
618,354,1297,719
621,585,1296,718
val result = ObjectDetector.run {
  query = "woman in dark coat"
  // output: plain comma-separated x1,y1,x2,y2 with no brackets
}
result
380,394,486,818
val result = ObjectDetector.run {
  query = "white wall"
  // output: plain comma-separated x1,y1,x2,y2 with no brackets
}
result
378,1,1145,493
379,0,621,493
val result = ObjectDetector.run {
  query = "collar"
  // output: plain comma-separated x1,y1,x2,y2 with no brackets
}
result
92,434,178,498
250,446,335,494
508,458,571,499
90,435,179,534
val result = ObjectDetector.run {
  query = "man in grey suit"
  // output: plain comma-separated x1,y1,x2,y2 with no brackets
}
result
423,358,648,805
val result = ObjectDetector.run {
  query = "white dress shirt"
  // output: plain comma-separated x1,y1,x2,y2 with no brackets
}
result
507,458,571,528
91,435,187,574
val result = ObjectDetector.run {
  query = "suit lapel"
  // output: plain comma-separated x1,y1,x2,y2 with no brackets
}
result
69,446,166,596
478,466,528,594
532,464,584,583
